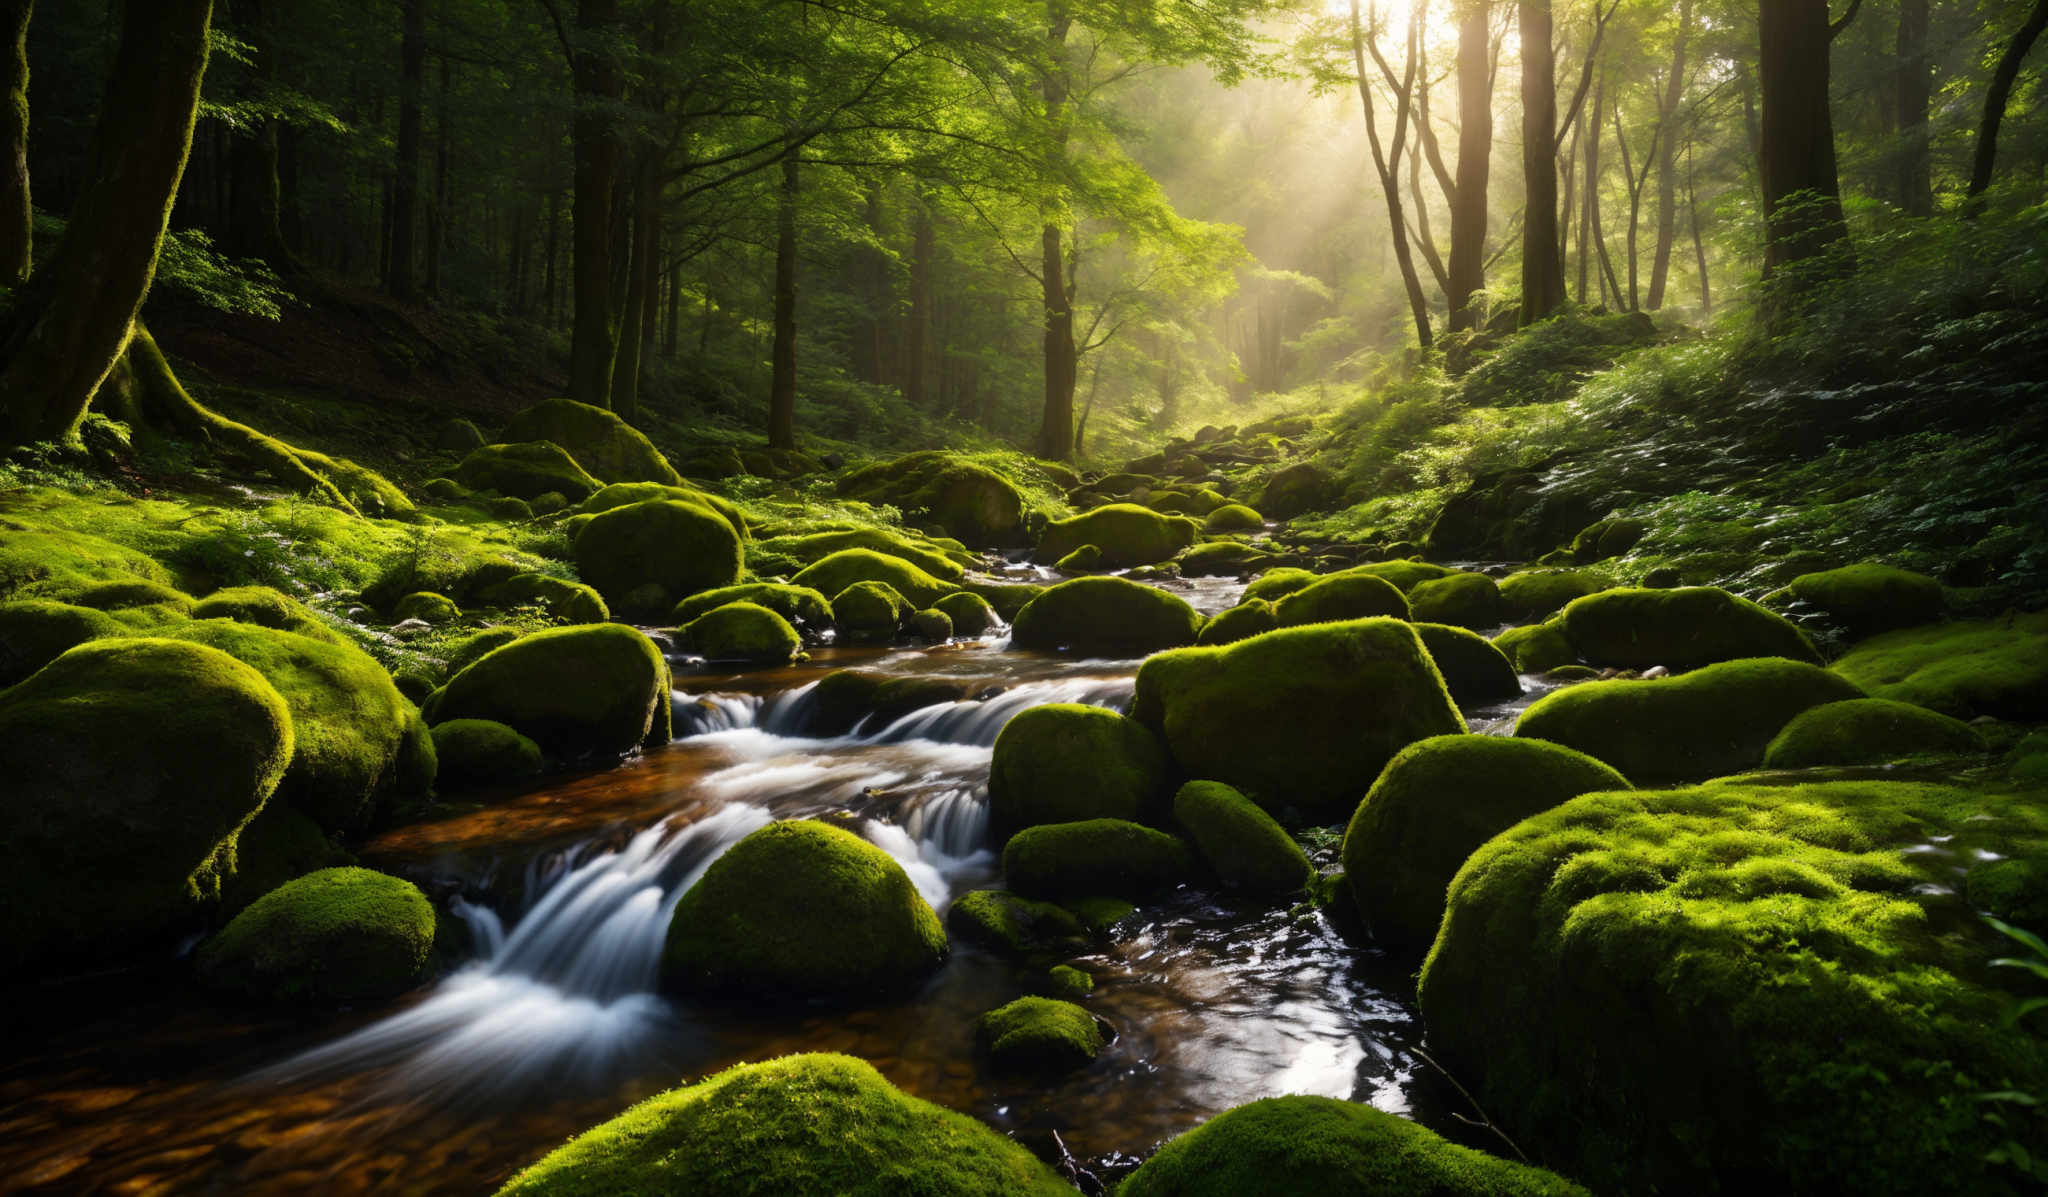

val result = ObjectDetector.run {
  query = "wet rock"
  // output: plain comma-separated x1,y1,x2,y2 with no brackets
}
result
989,704,1167,837
1560,586,1820,671
908,607,953,643
1414,623,1522,706
977,996,1106,1075
947,890,1087,956
1178,540,1274,577
1273,572,1410,626
1173,780,1311,896
1010,576,1202,657
798,669,976,738
677,601,803,664
1002,818,1193,900
430,718,544,788
424,623,672,760
196,867,437,1004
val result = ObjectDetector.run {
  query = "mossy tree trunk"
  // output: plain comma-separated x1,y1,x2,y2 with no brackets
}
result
0,0,30,285
0,0,211,448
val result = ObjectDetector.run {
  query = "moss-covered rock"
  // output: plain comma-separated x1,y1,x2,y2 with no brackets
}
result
791,547,957,608
977,996,1105,1075
1132,619,1465,821
960,579,1044,621
1407,572,1504,630
1560,586,1820,671
1830,611,2048,719
453,441,603,502
1035,503,1198,569
431,718,545,789
989,704,1167,838
1761,698,1986,769
195,867,436,1003
1045,964,1093,999
796,669,976,738
1198,598,1278,646
1418,779,2048,1196
673,583,832,633
1174,780,1312,896
1414,623,1522,706
679,601,803,664
1498,569,1608,621
503,398,683,486
1515,657,1865,786
218,804,356,917
908,607,953,642
578,481,748,542
0,638,294,970
446,625,525,675
1770,563,1945,639
1273,571,1411,627
1119,1095,1588,1197
753,527,964,582
1178,540,1274,577
1348,559,1455,592
934,590,1000,636
837,451,1031,546
1203,503,1264,532
1341,735,1630,946
1053,543,1103,571
474,572,609,624
661,820,947,1000
493,1053,1072,1197
1569,516,1647,562
1002,818,1193,900
394,590,460,625
66,577,196,621
487,495,535,521
191,585,345,643
1967,855,2048,933
1010,576,1202,656
1492,620,1577,672
0,599,125,685
424,623,672,759
831,581,913,642
572,498,744,620
0,523,172,602
1242,566,1318,603
1256,463,1337,519
946,889,1088,956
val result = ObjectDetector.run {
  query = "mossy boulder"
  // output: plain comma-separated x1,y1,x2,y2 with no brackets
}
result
195,867,436,1003
837,451,1031,546
832,581,914,642
908,607,953,642
493,1053,1073,1197
1761,698,1986,769
1119,1095,1588,1197
578,481,747,541
989,704,1167,838
1034,503,1198,568
934,590,1000,636
977,996,1105,1075
191,585,345,643
673,583,832,633
424,623,672,759
394,590,461,625
679,601,803,664
0,599,125,685
1341,735,1630,946
474,571,609,624
1256,463,1337,519
1968,856,2048,933
0,639,294,970
1132,619,1466,821
1414,623,1522,706
1349,559,1455,591
1515,657,1865,785
961,579,1044,621
1198,598,1278,646
1830,612,2048,719
502,398,683,485
1560,586,1820,671
1053,543,1103,571
1003,818,1192,900
661,820,947,1000
791,547,957,608
573,498,744,620
753,527,963,582
1418,780,2048,1196
1407,572,1504,630
487,496,534,521
1771,563,1947,640
1203,503,1264,532
1492,620,1577,672
1569,516,1648,562
1009,576,1202,657
947,889,1089,956
796,669,976,738
1045,964,1093,999
165,621,433,835
218,804,356,917
1273,571,1410,627
0,523,171,602
453,441,603,502
66,577,196,622
1242,566,1318,603
446,625,525,674
1498,569,1608,621
1178,540,1274,577
431,718,545,789
1174,780,1312,896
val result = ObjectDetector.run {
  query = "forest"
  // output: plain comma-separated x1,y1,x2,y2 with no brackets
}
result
1,0,2046,1193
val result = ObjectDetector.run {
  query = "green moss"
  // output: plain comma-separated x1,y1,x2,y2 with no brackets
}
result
0,599,125,685
960,579,1044,621
832,581,913,642
1203,503,1264,532
989,704,1167,838
1498,569,1609,621
1830,612,2048,719
453,442,603,502
503,398,684,486
1256,462,1337,519
66,576,196,620
487,496,534,521
1242,566,1318,603
1063,896,1136,932
661,820,947,1000
1418,780,2048,1196
0,523,173,602
191,585,345,643
908,607,953,642
1342,735,1630,946
1347,559,1454,591
425,623,671,759
1560,586,1820,670
837,450,1034,547
577,481,748,541
1010,576,1202,656
1132,619,1465,821
1119,1095,1588,1197
753,527,964,582
796,669,977,737
1516,656,1863,785
494,1053,1072,1197
680,601,803,664
673,583,832,633
196,867,435,1003
791,548,957,608
1772,563,1945,639
573,498,743,620
474,572,609,624
1762,698,1987,769
431,718,545,789
1493,620,1577,672
1570,516,1648,562
0,638,293,971
934,590,1000,636
218,804,356,917
1054,543,1104,571
1035,503,1199,568
1002,818,1193,901
394,590,461,624
1045,964,1094,998
946,889,1088,956
1273,571,1410,627
1198,599,1278,647
1967,856,2048,932
446,625,525,675
1174,780,1312,896
1178,540,1274,577
977,996,1105,1075
1407,572,1504,630
1413,622,1522,706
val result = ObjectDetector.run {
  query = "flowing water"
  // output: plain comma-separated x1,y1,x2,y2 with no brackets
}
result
0,573,1550,1195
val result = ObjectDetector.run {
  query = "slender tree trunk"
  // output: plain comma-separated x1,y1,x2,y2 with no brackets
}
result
1037,5,1077,460
1350,0,1432,352
1646,0,1691,309
1758,0,1848,275
0,0,211,445
1687,139,1711,313
638,199,658,388
569,0,622,406
663,258,680,356
905,191,932,409
611,157,654,421
221,0,288,265
0,0,30,283
1579,81,1601,303
1519,0,1565,324
1445,0,1491,331
767,153,799,450
1967,0,2048,200
1614,105,1655,312
1895,0,1930,215
389,0,424,299
543,188,560,326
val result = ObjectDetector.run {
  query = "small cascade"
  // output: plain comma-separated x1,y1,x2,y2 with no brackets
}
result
865,788,998,911
862,677,1133,747
672,690,764,737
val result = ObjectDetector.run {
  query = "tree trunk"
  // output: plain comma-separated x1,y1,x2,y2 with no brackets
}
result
426,47,449,295
1519,0,1565,324
388,0,424,299
1578,81,1600,303
1037,5,1077,461
1966,0,2048,200
1687,139,1711,313
767,153,799,450
1758,0,1848,275
222,0,288,265
1445,0,1490,331
0,0,30,283
1646,0,1691,309
611,158,656,421
0,0,211,446
1894,0,1930,215
569,0,622,407
1350,0,1433,353
905,191,932,409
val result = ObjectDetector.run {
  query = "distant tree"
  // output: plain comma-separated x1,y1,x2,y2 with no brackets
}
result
1756,0,1848,275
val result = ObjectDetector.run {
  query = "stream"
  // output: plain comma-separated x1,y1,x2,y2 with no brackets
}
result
0,572,1548,1195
